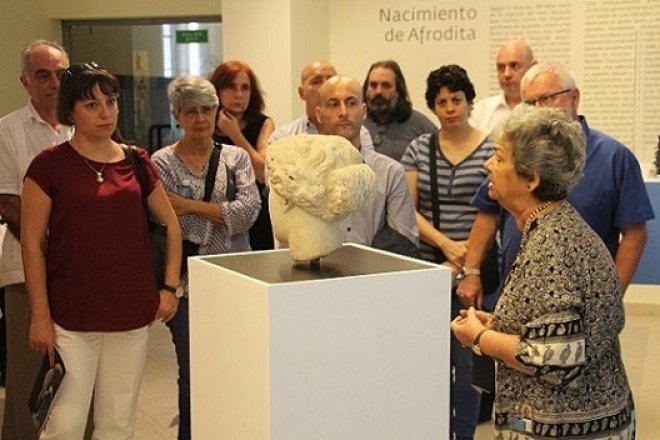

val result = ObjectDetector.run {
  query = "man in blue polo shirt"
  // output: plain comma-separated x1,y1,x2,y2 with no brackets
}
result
457,62,654,309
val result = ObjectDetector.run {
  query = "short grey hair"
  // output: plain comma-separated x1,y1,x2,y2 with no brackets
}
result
495,107,585,201
20,39,67,77
167,75,219,115
267,134,375,222
521,62,576,92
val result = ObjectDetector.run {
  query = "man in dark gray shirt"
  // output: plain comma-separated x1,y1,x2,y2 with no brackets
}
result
362,60,436,162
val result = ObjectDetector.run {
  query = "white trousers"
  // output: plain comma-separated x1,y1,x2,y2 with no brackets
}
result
41,324,149,440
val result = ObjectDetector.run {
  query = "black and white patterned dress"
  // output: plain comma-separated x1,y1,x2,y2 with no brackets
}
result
491,201,635,439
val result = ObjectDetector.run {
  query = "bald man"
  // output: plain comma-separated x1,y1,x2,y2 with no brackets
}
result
470,40,536,133
269,61,373,147
269,61,337,142
316,75,419,255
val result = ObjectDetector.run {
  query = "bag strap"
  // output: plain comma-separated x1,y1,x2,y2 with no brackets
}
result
212,142,237,201
125,143,221,205
204,143,222,202
122,145,149,210
428,132,445,264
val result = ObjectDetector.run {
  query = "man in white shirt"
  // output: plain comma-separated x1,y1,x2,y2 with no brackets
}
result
0,39,72,440
470,40,536,134
269,60,337,142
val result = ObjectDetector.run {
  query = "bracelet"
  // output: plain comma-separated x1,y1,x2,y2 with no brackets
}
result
462,267,481,277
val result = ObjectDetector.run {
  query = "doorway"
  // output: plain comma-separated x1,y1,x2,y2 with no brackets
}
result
62,17,222,152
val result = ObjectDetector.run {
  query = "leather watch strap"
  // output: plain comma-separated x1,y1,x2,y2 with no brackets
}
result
472,327,491,356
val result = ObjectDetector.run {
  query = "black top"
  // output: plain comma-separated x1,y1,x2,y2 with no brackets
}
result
214,113,273,250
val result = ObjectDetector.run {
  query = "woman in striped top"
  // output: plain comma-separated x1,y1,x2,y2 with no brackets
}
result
401,64,494,440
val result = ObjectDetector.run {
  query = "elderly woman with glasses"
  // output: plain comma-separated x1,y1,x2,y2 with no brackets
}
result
21,62,182,438
151,74,261,440
451,107,635,439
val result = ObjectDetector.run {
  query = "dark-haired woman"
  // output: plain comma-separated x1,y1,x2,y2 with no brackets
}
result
211,60,275,250
401,64,496,440
21,62,181,438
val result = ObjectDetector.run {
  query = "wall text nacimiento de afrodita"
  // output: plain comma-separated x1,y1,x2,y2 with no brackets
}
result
380,7,478,45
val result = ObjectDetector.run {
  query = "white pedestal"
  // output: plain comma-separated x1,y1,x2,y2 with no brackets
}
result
188,244,451,439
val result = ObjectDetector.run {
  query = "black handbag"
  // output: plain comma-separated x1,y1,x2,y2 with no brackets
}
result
125,144,222,284
371,224,420,258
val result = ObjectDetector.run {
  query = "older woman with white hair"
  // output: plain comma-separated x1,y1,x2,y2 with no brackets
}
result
267,134,375,261
151,74,261,440
451,107,635,439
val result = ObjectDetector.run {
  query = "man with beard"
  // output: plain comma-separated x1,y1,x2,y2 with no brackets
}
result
362,60,436,162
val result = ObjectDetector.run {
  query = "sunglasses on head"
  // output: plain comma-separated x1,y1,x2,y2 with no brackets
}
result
61,61,103,81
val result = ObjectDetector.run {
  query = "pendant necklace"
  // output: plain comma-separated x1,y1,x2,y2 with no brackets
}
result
80,157,107,183
72,144,108,183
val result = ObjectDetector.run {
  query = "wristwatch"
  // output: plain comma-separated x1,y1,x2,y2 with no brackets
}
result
456,267,481,281
161,284,185,299
471,327,490,356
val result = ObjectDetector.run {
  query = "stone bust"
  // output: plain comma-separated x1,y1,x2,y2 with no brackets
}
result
266,134,376,261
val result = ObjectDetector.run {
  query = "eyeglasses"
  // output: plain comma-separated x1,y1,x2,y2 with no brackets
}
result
180,105,218,119
523,89,572,107
61,62,103,81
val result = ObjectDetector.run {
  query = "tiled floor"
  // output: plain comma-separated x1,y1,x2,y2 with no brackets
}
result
134,321,179,439
1,285,658,439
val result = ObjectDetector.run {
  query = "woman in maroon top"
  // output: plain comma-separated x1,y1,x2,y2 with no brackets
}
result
21,62,181,439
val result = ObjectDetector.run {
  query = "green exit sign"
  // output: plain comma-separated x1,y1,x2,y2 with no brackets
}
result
176,30,208,44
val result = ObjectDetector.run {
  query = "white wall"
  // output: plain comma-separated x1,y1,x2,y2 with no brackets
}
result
221,0,292,127
326,0,660,164
289,0,332,117
221,0,330,127
328,0,489,125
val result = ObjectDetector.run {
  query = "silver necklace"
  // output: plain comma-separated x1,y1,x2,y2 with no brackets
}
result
80,156,107,183
71,144,108,183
